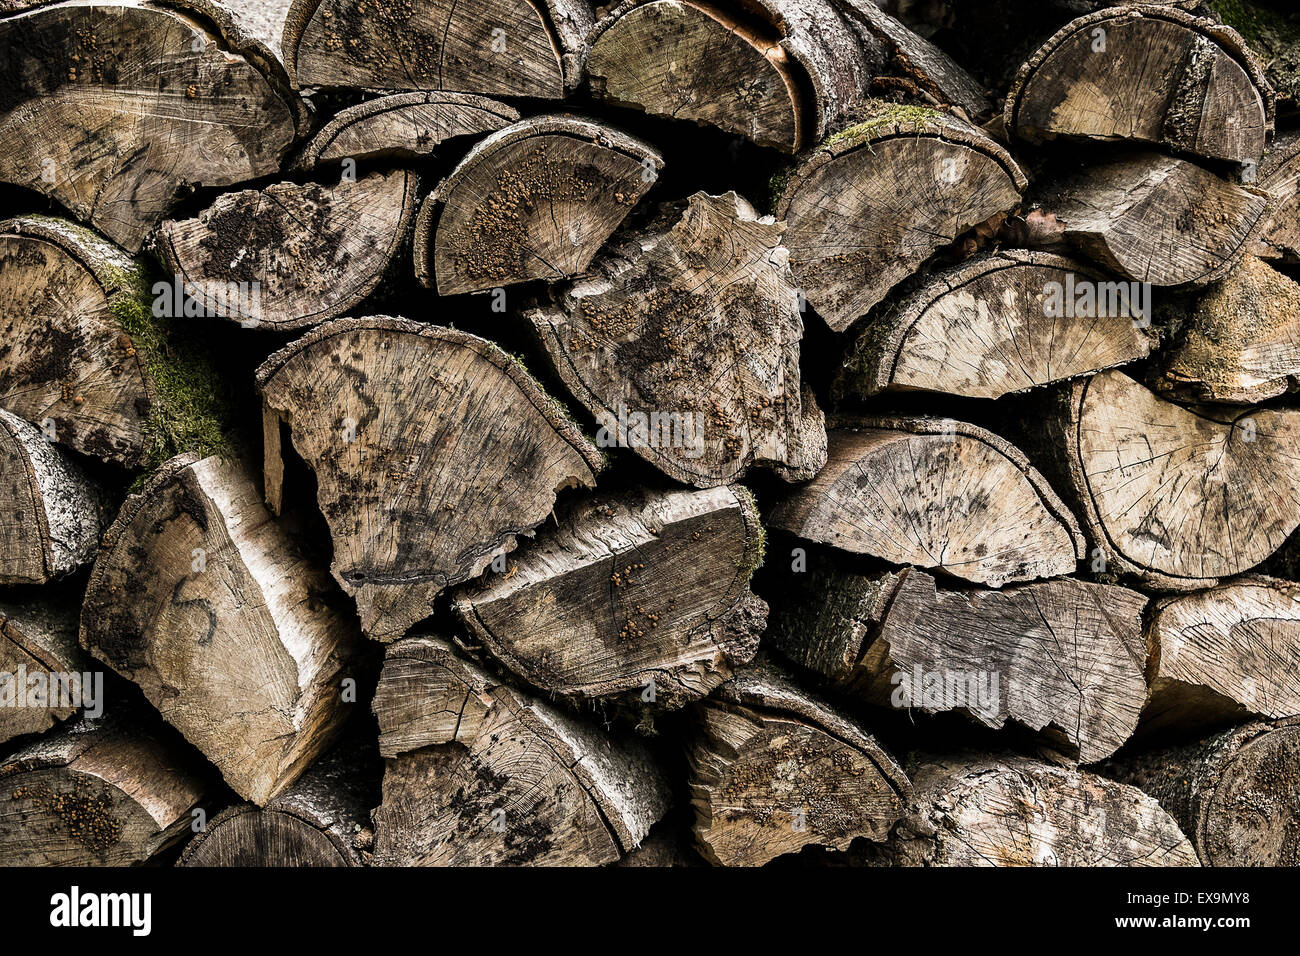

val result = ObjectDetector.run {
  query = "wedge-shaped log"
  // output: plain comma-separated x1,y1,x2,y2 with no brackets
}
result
585,0,990,152
0,0,299,252
870,753,1199,866
776,103,1026,331
836,250,1155,401
257,317,602,642
1254,130,1300,262
1104,718,1300,866
1044,153,1271,288
454,485,766,709
527,191,825,487
371,635,670,865
773,567,1148,763
416,116,661,294
768,417,1084,587
0,410,105,585
0,709,209,866
0,588,88,746
1142,577,1300,735
1041,370,1300,589
160,170,420,332
0,216,162,468
283,0,593,95
1006,5,1272,164
689,657,911,866
294,92,520,170
179,734,378,867
1152,255,1300,404
79,454,363,805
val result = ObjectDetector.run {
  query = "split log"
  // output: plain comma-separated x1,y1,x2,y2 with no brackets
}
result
617,825,703,866
79,453,363,805
371,635,671,866
768,418,1085,587
414,116,661,294
178,735,378,866
835,250,1155,401
0,0,299,252
0,588,89,746
1039,369,1300,589
1254,130,1300,262
584,0,990,153
688,657,911,866
525,190,826,487
1042,152,1272,288
1141,577,1300,735
158,170,420,331
282,0,594,96
869,753,1199,866
0,409,105,585
256,317,602,642
0,216,161,468
0,710,209,866
1151,255,1300,404
775,103,1026,331
773,567,1148,763
453,484,767,709
294,91,520,170
1005,5,1272,165
1104,717,1300,866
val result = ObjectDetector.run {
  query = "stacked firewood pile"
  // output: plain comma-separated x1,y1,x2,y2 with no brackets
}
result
0,0,1298,868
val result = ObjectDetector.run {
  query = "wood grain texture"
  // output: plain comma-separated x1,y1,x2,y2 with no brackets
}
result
371,635,670,865
256,316,603,643
870,753,1199,866
773,567,1148,763
0,587,87,745
1045,152,1272,288
0,709,209,866
768,417,1084,587
79,454,363,805
0,0,298,252
159,170,419,331
416,115,661,294
837,249,1154,401
1042,369,1300,589
1006,4,1272,164
1254,129,1300,262
526,190,826,487
688,656,911,866
776,103,1025,331
454,484,766,709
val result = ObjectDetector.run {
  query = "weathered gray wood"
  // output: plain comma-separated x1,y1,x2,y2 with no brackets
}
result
0,709,209,866
768,417,1085,587
1151,255,1300,404
454,484,766,709
282,0,593,95
0,0,300,251
415,115,661,294
256,317,603,643
79,453,363,806
773,567,1148,763
1039,369,1300,589
0,588,88,746
688,656,911,866
0,409,105,585
526,191,826,487
1142,577,1300,735
294,91,519,169
159,170,419,331
776,102,1025,331
1006,4,1272,164
1254,129,1300,262
1043,152,1272,288
870,752,1200,866
371,635,671,865
836,249,1155,401
1104,717,1300,866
